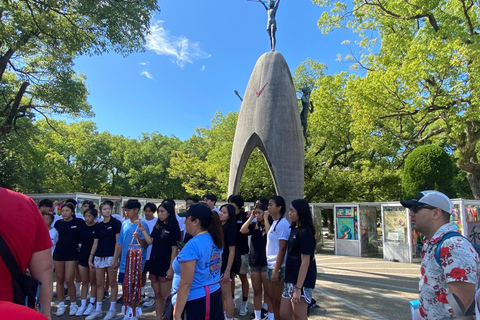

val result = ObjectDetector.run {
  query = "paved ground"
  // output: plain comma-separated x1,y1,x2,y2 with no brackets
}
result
51,237,420,320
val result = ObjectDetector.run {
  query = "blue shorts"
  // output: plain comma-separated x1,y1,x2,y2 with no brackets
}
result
118,272,125,284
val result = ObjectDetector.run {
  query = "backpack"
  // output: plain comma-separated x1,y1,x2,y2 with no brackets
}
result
434,231,480,266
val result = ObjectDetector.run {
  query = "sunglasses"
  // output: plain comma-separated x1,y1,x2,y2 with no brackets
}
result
411,205,437,213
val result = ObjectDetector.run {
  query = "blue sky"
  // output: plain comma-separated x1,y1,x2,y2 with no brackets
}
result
74,0,356,141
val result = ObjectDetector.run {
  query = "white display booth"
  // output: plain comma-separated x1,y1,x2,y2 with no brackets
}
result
381,203,412,262
334,203,379,257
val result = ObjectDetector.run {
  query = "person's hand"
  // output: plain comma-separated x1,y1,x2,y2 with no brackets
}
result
136,220,145,231
111,258,118,270
133,231,141,240
166,268,174,280
292,287,301,303
88,260,95,270
222,271,230,283
271,269,279,283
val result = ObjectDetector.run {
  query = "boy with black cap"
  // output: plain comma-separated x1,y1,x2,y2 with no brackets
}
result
401,190,480,319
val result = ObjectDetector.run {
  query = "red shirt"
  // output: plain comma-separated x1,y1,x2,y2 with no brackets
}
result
0,188,52,302
0,301,49,319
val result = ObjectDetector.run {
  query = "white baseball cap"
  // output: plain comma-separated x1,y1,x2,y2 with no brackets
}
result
400,190,453,213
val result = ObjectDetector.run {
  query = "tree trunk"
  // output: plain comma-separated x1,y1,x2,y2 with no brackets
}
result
466,169,480,200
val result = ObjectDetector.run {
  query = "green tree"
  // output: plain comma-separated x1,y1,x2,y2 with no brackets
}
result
402,145,455,199
316,0,480,198
0,0,160,137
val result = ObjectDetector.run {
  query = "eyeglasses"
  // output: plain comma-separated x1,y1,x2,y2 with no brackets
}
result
411,205,437,213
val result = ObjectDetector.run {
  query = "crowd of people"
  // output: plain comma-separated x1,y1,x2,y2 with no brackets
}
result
3,190,318,320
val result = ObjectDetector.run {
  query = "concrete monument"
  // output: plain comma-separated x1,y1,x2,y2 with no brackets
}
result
228,51,304,207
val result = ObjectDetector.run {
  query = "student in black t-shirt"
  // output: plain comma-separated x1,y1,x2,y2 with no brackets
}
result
219,204,240,320
87,201,122,320
279,199,317,320
228,194,250,316
76,208,98,316
135,202,180,320
240,203,271,320
53,202,85,316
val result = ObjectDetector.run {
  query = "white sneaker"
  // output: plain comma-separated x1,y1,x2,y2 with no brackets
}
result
239,301,248,316
76,304,87,316
84,303,95,315
56,304,66,316
142,296,155,308
104,309,116,320
86,310,103,320
69,304,78,316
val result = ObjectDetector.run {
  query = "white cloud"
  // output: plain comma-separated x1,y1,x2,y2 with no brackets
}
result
201,65,205,71
145,21,211,68
139,62,149,66
140,71,154,80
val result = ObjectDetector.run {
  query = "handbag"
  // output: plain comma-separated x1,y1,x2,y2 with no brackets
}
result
163,292,175,320
0,233,41,310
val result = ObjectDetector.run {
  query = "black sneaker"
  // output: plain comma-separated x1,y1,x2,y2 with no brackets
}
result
103,292,110,302
261,308,268,320
117,296,123,304
250,312,255,320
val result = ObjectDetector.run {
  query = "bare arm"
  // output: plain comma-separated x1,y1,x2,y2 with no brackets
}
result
137,221,153,245
166,245,179,279
275,0,280,9
222,246,236,282
240,214,255,234
259,0,268,10
88,238,99,269
173,260,196,320
112,234,121,269
292,254,310,303
448,282,476,314
264,211,271,234
29,248,53,319
271,239,287,283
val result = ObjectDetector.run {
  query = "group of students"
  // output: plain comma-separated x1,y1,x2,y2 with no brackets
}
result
39,193,316,320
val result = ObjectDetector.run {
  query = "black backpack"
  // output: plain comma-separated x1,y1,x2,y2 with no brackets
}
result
0,233,41,310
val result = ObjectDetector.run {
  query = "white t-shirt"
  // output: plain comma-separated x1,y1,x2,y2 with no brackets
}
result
49,228,59,256
266,218,291,269
176,215,186,240
141,217,158,260
75,213,85,220
53,214,62,224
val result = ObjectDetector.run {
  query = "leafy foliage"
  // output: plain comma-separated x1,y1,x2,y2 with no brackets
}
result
402,145,455,199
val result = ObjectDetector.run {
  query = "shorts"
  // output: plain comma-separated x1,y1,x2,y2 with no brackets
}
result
267,267,285,283
239,254,249,274
149,274,169,283
53,251,77,262
93,256,114,269
118,272,125,284
250,265,267,273
144,260,152,273
182,288,223,320
77,260,89,268
281,282,313,304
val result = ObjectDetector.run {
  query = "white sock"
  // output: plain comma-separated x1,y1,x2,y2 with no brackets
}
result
90,297,96,304
262,303,268,310
226,318,233,320
110,301,116,311
96,302,102,311
268,312,274,320
59,301,65,307
71,302,77,307
75,283,81,292
255,310,261,319
81,299,87,307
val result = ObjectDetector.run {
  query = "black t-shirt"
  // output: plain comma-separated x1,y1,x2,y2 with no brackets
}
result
78,224,97,262
221,223,240,274
149,222,181,277
285,227,317,288
247,222,267,267
94,218,122,257
235,211,249,255
54,217,85,256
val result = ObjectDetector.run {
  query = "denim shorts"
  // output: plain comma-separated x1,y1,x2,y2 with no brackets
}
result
267,267,285,283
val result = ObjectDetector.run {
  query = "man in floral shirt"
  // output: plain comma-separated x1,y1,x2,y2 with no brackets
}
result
402,190,480,320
